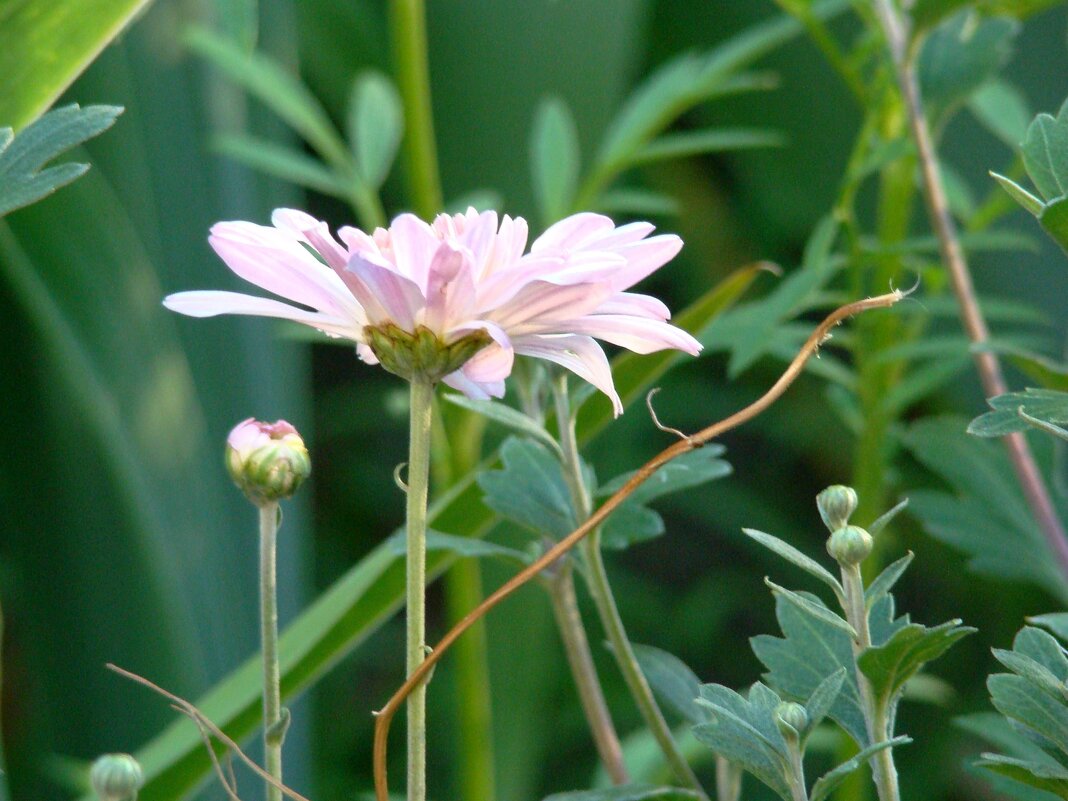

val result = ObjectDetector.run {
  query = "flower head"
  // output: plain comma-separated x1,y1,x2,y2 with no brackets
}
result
226,418,311,505
90,754,144,801
164,208,701,414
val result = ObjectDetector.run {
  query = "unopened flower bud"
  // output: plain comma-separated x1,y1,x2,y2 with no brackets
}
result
226,418,310,505
775,701,809,739
816,485,858,532
827,525,873,566
90,753,144,801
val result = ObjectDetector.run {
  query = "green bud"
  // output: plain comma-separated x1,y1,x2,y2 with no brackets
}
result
816,485,858,532
775,701,809,739
827,524,874,566
363,323,491,383
226,419,311,506
90,753,144,801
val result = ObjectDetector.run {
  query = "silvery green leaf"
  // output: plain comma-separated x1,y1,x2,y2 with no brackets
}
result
857,621,975,704
348,71,403,188
976,753,1068,799
1023,98,1068,201
743,528,844,601
991,171,1044,216
803,668,847,738
530,97,580,223
633,644,707,724
864,552,914,609
477,437,576,539
543,787,700,801
444,394,562,457
809,737,912,801
764,579,856,638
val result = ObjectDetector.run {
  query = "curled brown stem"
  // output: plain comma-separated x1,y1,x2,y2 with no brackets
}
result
372,290,906,801
107,664,313,801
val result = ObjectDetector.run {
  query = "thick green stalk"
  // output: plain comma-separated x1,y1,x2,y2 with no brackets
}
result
551,375,709,800
785,738,809,801
406,377,434,801
388,0,443,219
259,502,284,801
841,565,900,801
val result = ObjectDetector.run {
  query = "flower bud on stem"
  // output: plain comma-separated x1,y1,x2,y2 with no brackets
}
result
90,754,144,801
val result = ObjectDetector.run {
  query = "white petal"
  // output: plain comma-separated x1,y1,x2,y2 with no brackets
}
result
345,254,425,329
490,281,612,335
271,208,350,270
556,315,702,355
530,212,615,252
600,234,683,291
595,292,671,320
163,291,360,340
388,213,440,290
514,333,622,416
442,370,506,400
423,243,476,333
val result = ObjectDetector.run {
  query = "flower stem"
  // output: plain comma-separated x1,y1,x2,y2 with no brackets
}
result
840,565,899,801
546,561,630,785
551,375,709,800
786,739,810,801
406,376,434,801
259,502,284,801
388,0,443,220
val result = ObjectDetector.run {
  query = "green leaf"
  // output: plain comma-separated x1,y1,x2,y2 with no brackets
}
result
477,437,576,540
444,394,562,458
742,528,844,601
694,683,791,800
980,344,1068,391
803,668,847,736
765,580,856,637
917,12,1019,129
593,188,680,217
386,530,529,566
543,786,701,801
531,97,581,222
867,499,909,538
809,737,912,801
992,172,1045,216
185,28,350,168
1039,196,1068,256
1009,626,1068,679
0,0,148,129
213,133,352,198
1024,99,1068,202
913,0,1063,32
1029,613,1068,644
992,649,1068,702
970,388,1068,438
754,593,906,746
977,754,1068,799
633,644,708,725
971,80,1032,147
0,104,122,217
858,621,975,704
633,128,785,164
989,673,1068,754
348,71,404,189
865,552,914,609
902,416,1068,602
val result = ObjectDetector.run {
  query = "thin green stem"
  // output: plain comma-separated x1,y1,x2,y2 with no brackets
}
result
389,0,443,219
841,565,900,801
406,377,434,801
546,563,630,785
551,375,709,800
786,739,810,801
716,757,742,801
259,502,284,801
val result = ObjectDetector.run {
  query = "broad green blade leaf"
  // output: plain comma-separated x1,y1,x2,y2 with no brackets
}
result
977,753,1068,799
857,621,974,703
477,437,577,540
1029,613,1068,643
865,552,914,608
742,528,844,601
444,394,562,457
991,172,1045,216
185,28,350,168
633,128,785,164
903,416,1068,601
1039,196,1068,256
764,580,856,637
970,388,1068,438
632,644,707,725
971,80,1032,147
803,668,847,737
809,737,912,801
1023,99,1068,202
0,0,149,129
0,104,121,217
989,673,1068,754
348,71,403,189
593,188,680,217
992,649,1068,701
1011,626,1068,678
598,446,732,504
543,786,701,801
531,97,580,223
214,133,352,198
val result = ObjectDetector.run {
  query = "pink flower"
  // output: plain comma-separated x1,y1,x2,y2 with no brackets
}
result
164,208,701,415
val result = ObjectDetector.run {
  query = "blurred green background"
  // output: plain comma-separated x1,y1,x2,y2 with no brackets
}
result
3,1,1068,800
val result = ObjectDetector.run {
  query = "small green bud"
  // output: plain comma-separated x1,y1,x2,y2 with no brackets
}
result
816,485,858,532
226,418,311,506
827,524,874,566
775,701,809,738
364,322,492,383
90,753,144,801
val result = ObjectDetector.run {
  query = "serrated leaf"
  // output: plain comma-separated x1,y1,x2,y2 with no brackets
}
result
633,128,785,164
992,649,1068,701
633,644,707,725
477,437,576,540
1029,614,1068,644
531,97,580,223
902,416,1068,602
185,28,350,168
444,394,562,458
992,172,1045,216
971,80,1032,147
765,579,856,637
858,621,974,703
990,673,1068,754
865,552,914,608
977,753,1068,799
213,134,352,198
970,389,1068,438
0,104,122,217
543,786,701,801
809,737,912,801
1012,626,1068,679
1024,99,1068,202
804,668,847,736
917,12,1019,130
742,528,844,600
348,71,403,189
1039,196,1068,256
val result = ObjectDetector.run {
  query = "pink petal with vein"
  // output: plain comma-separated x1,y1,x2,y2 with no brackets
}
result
162,291,358,339
345,254,424,329
514,333,622,415
558,315,702,355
